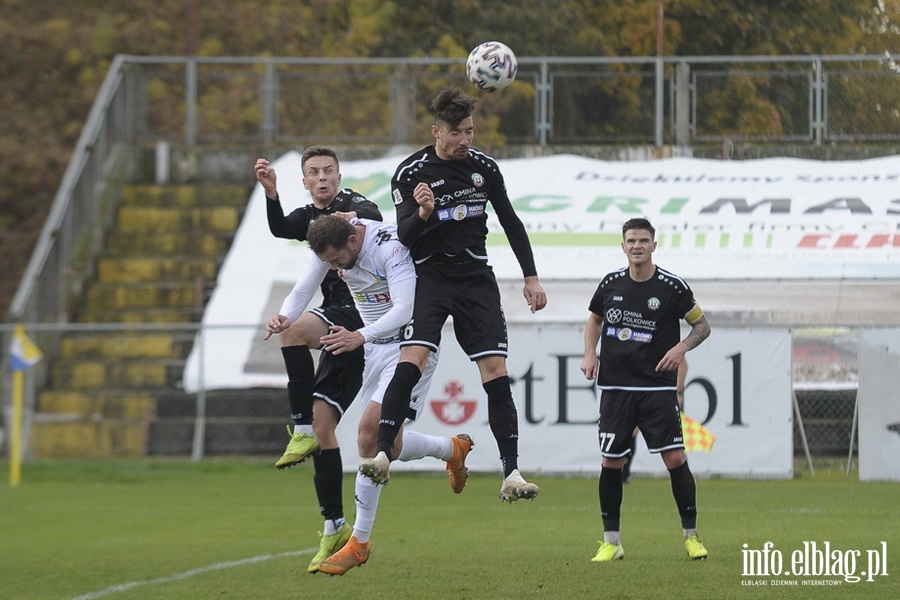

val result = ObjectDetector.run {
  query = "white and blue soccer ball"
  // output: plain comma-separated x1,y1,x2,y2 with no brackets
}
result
466,41,518,93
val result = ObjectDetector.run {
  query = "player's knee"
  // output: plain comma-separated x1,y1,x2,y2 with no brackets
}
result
357,426,377,457
478,357,508,382
311,403,339,439
661,448,686,470
280,325,315,346
602,456,627,469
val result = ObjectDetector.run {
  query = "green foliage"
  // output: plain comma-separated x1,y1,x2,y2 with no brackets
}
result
1,460,898,599
666,0,892,55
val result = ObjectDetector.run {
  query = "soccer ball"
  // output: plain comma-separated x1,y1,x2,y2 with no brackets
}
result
466,41,518,93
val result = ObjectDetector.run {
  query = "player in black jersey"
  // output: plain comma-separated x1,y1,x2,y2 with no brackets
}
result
358,86,548,503
254,146,381,573
581,218,711,562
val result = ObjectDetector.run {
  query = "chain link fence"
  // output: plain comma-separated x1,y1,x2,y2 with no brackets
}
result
792,327,859,461
794,389,857,457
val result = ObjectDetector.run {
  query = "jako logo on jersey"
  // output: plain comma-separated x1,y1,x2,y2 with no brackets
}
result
613,295,623,301
471,173,485,187
605,308,623,323
430,380,478,425
430,179,445,188
647,297,661,310
392,189,403,205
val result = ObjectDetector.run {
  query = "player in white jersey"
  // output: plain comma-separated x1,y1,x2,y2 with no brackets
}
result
265,215,473,576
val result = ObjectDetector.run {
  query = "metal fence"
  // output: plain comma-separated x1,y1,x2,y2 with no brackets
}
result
124,54,900,147
794,387,857,457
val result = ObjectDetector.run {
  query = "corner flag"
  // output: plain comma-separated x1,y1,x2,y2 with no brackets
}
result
9,324,42,487
10,324,42,371
680,412,716,453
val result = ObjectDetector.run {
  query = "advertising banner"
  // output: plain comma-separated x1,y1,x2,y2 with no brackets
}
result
183,151,900,392
858,328,900,481
371,325,794,478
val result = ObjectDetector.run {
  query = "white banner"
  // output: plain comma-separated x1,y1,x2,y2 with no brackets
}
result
858,328,900,481
183,151,900,391
329,326,793,478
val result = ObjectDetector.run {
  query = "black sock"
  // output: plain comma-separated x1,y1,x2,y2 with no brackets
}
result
668,461,698,530
313,448,343,522
622,432,638,480
484,376,519,476
282,345,314,426
599,466,624,532
376,361,422,458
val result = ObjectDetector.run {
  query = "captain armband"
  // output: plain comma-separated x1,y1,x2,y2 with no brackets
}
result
684,304,705,325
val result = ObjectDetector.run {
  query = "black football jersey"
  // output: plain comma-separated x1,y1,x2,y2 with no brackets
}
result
391,145,536,277
266,188,381,307
588,266,696,389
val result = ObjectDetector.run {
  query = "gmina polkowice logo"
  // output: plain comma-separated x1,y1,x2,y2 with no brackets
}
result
430,381,478,425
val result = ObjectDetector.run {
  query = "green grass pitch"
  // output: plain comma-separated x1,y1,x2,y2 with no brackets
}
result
1,459,897,599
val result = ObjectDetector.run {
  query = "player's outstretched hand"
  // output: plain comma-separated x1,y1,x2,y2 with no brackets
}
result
264,314,291,340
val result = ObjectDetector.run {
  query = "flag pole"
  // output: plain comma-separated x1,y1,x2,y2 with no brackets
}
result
10,369,23,487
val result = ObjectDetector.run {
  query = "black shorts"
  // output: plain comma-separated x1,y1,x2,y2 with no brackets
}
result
310,304,365,418
400,259,508,360
597,389,684,457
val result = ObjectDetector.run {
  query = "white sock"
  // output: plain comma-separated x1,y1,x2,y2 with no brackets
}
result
294,424,314,436
352,470,382,543
323,517,345,535
604,531,621,545
396,430,453,462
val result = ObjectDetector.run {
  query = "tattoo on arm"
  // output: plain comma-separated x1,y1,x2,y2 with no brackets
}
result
681,316,711,350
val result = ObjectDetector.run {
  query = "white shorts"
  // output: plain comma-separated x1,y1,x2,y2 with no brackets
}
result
357,342,439,421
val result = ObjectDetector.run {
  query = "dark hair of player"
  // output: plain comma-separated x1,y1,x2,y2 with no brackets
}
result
430,86,477,128
307,214,355,255
301,145,340,173
622,217,655,239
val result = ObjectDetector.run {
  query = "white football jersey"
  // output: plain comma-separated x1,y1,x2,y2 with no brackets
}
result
278,219,416,343
338,219,416,340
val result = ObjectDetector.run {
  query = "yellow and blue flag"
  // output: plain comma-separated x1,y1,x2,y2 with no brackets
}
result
10,324,43,371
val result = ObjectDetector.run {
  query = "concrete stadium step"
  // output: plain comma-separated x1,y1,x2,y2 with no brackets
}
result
154,388,285,418
31,419,149,458
83,281,203,310
148,388,286,455
33,390,156,458
121,184,249,208
38,389,157,418
148,419,287,456
59,331,195,360
32,180,250,459
117,206,241,233
76,307,203,323
105,231,234,257
50,358,186,389
96,256,219,283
